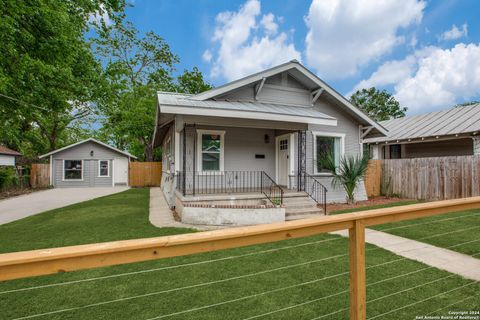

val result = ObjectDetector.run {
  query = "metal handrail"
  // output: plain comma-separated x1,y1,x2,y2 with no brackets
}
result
260,171,284,206
301,172,328,214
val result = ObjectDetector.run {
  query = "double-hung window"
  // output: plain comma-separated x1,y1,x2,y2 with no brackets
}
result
313,132,345,174
98,160,110,177
197,130,225,172
64,160,83,180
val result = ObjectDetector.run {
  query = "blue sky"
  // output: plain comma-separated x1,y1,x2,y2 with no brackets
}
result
125,0,480,115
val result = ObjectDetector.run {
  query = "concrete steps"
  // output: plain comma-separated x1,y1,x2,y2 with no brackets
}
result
282,191,324,218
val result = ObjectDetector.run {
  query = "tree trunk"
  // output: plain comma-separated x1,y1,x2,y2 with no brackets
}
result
144,143,154,162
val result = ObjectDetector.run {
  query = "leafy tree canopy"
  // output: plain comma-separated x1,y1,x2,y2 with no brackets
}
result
0,0,126,159
350,87,407,122
94,21,212,161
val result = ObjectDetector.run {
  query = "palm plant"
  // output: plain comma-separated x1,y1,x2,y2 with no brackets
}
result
318,153,370,204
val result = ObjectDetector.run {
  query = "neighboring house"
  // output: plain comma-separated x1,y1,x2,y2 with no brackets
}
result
364,103,480,159
0,146,21,166
153,60,386,225
39,138,137,188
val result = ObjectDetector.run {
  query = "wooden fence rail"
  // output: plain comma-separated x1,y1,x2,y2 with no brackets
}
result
1,197,480,320
128,162,162,187
381,156,480,200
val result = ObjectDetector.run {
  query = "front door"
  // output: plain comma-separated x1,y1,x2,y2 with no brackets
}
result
276,135,290,186
114,157,129,186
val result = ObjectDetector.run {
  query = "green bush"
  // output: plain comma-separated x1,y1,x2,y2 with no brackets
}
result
0,167,14,189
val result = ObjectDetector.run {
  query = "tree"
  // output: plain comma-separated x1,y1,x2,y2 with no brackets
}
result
95,22,212,161
0,0,125,158
350,87,407,121
319,154,370,204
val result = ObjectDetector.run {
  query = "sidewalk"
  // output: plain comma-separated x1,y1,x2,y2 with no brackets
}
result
333,228,480,281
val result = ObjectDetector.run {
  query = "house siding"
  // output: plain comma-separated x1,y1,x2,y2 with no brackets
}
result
0,155,15,166
51,141,123,188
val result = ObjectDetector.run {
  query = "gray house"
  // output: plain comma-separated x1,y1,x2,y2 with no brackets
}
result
364,103,480,159
40,138,136,188
0,146,21,166
153,61,386,225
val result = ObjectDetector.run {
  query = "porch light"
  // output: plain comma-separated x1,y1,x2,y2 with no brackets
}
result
264,134,270,144
90,150,94,157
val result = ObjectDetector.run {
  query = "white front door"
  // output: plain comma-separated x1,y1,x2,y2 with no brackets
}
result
114,157,129,186
276,135,290,186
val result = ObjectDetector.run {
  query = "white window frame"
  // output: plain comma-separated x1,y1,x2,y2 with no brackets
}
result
62,159,84,181
196,129,225,174
312,131,345,176
98,160,110,177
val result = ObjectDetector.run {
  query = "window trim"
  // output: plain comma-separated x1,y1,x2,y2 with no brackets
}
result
62,159,84,181
98,160,110,177
312,131,346,176
196,129,225,174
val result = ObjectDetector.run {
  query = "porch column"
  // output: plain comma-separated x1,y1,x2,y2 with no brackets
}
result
473,136,480,155
297,130,306,191
370,144,381,160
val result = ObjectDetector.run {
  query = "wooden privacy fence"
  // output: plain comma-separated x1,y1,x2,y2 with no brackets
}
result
128,162,162,187
30,163,50,188
364,160,381,197
1,197,480,320
382,156,480,200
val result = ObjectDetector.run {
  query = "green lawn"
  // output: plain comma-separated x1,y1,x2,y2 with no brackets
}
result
0,188,195,254
0,192,478,319
332,200,480,256
0,233,478,320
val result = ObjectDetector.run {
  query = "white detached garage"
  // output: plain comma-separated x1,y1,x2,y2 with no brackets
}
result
39,138,137,188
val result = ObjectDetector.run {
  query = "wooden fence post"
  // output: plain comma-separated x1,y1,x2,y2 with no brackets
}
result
349,219,366,320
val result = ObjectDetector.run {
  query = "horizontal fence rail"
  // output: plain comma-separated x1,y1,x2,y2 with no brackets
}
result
1,197,480,319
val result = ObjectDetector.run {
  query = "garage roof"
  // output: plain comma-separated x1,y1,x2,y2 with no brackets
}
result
39,138,137,159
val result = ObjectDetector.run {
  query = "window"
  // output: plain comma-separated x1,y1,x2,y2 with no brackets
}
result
390,144,402,159
313,132,345,174
279,139,288,150
64,160,82,180
98,160,109,177
197,130,225,172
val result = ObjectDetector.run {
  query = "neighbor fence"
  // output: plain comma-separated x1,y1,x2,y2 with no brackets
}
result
30,163,50,188
129,162,162,187
381,156,480,200
1,197,480,320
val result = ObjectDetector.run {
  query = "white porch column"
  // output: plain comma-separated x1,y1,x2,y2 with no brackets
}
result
473,136,480,155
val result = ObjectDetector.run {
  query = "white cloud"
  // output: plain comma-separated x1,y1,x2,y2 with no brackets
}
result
88,5,112,26
439,23,468,41
353,43,480,114
205,0,301,81
202,50,212,63
261,13,278,35
305,0,425,79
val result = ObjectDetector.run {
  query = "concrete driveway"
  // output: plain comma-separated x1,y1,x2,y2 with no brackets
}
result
0,187,129,225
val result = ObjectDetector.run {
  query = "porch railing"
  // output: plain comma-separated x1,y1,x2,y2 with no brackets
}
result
176,171,283,206
289,172,328,214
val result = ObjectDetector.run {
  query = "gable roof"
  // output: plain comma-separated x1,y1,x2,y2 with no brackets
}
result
364,103,480,144
39,138,137,159
191,60,387,135
156,92,337,126
0,146,21,156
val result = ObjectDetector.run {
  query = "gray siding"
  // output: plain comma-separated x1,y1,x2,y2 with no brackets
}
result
52,141,123,188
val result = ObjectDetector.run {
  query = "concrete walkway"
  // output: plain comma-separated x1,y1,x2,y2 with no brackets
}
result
333,228,480,281
0,187,129,225
149,188,225,231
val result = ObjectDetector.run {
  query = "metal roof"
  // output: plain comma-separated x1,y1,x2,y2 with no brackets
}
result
39,138,137,159
364,103,480,143
191,60,388,136
157,92,336,121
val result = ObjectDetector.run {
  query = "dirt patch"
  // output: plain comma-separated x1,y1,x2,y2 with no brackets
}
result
0,188,49,200
327,196,416,214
